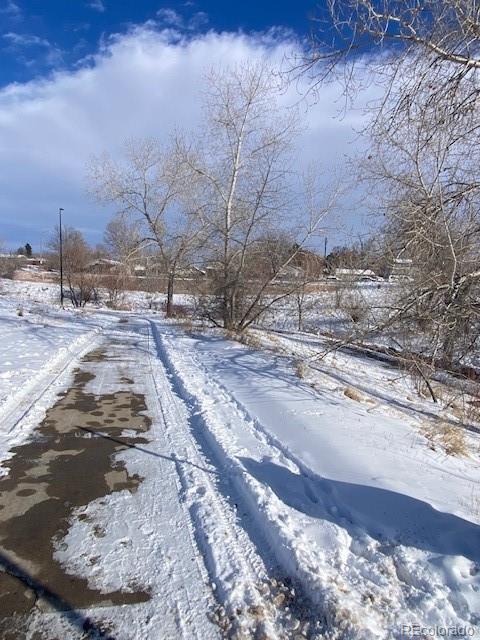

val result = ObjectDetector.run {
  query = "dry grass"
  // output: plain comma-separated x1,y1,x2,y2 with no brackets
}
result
422,420,468,457
343,386,364,402
440,424,468,456
465,401,480,425
179,318,195,335
112,301,132,311
455,390,480,425
226,329,265,350
163,303,190,319
295,360,310,379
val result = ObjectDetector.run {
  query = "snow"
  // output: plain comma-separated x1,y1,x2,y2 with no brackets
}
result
0,302,98,409
0,275,479,638
48,318,318,639
156,322,480,638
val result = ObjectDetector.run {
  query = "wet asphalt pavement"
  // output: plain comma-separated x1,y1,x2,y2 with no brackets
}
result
0,343,152,639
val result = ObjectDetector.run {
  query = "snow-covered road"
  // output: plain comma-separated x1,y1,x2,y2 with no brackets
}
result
0,317,218,638
0,316,316,639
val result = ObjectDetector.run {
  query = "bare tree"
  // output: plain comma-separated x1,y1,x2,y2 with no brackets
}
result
298,1,480,168
302,1,480,97
181,63,336,331
293,0,480,399
290,248,326,331
104,213,143,266
90,139,205,317
47,226,97,307
0,241,8,280
102,213,143,307
312,102,480,401
372,97,480,365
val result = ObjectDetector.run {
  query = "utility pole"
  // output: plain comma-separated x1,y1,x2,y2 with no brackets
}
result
59,208,64,307
324,237,328,259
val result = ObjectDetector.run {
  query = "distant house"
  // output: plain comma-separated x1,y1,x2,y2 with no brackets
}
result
133,264,146,276
334,268,378,282
389,258,413,282
272,265,305,284
86,258,122,274
25,257,45,266
176,266,206,280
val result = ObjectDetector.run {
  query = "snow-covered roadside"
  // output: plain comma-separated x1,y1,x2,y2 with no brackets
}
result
253,329,479,433
0,283,116,466
156,321,480,639
0,274,189,313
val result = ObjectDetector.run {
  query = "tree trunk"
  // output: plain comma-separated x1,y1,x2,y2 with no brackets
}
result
166,272,175,318
223,295,233,330
221,277,233,330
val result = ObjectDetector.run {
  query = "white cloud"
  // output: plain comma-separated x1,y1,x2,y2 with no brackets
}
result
0,27,374,247
87,0,105,13
3,32,50,47
188,11,208,30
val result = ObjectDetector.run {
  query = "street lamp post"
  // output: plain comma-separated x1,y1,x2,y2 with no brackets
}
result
59,207,64,307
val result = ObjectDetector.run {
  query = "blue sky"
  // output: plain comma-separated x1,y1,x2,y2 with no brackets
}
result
0,1,372,251
0,0,320,87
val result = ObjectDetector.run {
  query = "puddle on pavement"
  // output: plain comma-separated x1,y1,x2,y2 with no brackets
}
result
0,345,152,634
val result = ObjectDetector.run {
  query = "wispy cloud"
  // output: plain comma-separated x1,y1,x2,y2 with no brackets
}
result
72,22,91,33
0,1,22,19
87,0,105,13
3,32,50,47
156,8,184,28
188,11,208,30
3,32,63,67
156,7,209,31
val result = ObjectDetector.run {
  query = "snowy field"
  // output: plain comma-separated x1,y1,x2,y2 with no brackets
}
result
0,276,479,639
0,280,112,411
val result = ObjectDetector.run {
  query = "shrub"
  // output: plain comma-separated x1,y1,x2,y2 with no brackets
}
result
422,420,467,457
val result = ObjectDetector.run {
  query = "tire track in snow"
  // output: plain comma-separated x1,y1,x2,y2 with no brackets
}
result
147,319,327,639
153,323,442,639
